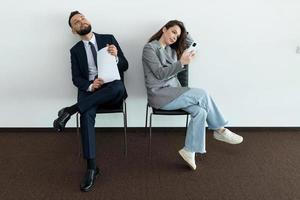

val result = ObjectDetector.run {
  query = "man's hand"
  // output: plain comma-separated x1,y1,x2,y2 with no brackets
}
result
107,44,118,57
92,78,104,91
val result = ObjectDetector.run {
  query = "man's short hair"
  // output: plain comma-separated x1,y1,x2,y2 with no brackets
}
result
68,10,81,28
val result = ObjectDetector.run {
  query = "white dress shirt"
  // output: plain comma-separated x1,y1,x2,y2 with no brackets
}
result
82,34,119,92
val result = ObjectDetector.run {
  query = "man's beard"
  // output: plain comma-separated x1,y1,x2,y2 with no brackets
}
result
77,25,92,36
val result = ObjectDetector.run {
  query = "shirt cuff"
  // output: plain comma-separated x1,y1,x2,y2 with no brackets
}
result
87,84,93,92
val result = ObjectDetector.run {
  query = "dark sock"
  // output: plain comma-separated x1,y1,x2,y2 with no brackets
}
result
65,104,78,115
87,159,96,169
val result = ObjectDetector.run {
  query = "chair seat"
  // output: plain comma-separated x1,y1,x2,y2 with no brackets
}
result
152,108,188,115
96,102,123,113
96,105,123,113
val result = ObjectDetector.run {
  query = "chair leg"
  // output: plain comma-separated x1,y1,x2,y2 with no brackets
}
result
185,114,189,134
145,104,149,136
149,113,153,158
123,101,128,157
76,112,82,159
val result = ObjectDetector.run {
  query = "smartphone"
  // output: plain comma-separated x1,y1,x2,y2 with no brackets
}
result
185,42,198,53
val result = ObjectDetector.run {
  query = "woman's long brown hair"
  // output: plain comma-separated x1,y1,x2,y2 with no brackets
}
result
148,20,187,58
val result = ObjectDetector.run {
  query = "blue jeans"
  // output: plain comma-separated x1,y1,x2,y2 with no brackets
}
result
161,88,228,153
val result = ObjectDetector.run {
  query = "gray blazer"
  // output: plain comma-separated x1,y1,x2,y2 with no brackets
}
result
142,36,193,109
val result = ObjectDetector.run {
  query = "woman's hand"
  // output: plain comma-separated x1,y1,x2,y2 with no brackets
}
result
179,51,196,65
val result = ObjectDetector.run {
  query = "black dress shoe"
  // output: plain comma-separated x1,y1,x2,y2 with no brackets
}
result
80,167,100,192
53,108,71,132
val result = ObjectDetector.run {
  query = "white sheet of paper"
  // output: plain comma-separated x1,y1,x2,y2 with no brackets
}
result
97,47,120,83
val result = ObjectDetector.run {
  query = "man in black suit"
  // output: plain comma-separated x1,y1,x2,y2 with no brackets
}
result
53,11,128,192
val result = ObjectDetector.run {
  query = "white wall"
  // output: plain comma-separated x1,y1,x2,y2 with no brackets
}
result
0,0,299,127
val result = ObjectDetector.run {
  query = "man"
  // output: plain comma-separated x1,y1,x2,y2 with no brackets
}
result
53,11,128,192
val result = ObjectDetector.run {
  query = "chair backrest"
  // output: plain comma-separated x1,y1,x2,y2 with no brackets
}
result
177,67,188,87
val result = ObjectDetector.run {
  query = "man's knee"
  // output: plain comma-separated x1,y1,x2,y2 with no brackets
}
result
111,81,125,97
80,108,97,121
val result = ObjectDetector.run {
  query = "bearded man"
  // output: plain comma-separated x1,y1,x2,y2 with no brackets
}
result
53,11,128,192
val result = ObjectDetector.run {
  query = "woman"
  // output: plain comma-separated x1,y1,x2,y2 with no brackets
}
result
142,20,243,170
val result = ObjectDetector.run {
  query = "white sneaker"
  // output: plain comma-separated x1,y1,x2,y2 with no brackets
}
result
213,129,243,144
178,148,196,170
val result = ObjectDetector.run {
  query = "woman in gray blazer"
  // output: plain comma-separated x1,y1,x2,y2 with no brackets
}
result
142,20,243,170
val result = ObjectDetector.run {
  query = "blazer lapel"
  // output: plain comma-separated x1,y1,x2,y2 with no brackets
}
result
154,41,176,65
164,46,177,63
76,41,89,77
95,33,106,51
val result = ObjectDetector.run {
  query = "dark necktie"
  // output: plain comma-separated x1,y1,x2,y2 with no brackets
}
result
89,42,98,68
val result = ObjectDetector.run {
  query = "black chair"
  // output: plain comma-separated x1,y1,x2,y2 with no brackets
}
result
76,100,128,158
145,104,189,156
145,68,189,156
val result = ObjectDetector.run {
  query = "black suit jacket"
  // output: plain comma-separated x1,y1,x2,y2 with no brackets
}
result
70,33,128,93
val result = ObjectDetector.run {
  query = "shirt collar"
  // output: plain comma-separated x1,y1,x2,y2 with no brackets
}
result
82,33,96,48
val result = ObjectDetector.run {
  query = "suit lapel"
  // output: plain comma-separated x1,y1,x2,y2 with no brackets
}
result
154,41,176,65
76,41,89,77
95,33,107,51
164,46,177,63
